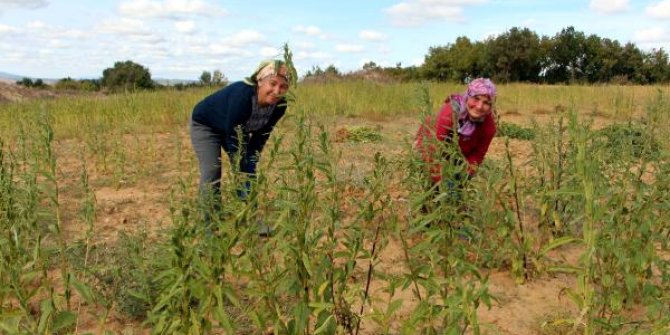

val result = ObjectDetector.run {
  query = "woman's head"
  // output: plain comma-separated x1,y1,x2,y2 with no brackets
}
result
246,60,290,106
464,78,496,120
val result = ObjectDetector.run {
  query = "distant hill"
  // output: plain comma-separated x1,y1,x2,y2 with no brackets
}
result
0,71,25,82
0,71,58,84
0,71,198,87
153,78,198,86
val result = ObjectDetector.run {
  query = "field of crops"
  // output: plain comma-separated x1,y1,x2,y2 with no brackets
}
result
1,81,669,335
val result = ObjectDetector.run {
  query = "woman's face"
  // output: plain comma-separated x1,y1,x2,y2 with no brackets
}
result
257,75,289,106
466,94,493,119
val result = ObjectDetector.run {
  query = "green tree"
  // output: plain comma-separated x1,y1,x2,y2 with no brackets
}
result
362,61,381,72
33,79,46,88
17,77,34,87
421,45,451,81
619,42,645,83
102,60,154,91
324,64,341,76
542,26,588,83
641,48,670,83
200,71,212,86
212,70,226,86
421,37,488,82
487,27,543,82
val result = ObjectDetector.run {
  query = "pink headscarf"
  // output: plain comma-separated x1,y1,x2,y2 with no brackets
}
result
466,78,496,100
452,77,496,137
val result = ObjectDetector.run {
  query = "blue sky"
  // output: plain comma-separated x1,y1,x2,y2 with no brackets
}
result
0,0,668,81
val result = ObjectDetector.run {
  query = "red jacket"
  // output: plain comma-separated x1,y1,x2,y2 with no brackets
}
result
415,98,496,183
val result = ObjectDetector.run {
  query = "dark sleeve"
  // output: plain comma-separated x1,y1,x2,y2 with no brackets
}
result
192,82,255,135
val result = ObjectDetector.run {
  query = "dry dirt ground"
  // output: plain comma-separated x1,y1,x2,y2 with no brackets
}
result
6,85,621,334
0,81,100,103
50,112,601,335
0,81,59,103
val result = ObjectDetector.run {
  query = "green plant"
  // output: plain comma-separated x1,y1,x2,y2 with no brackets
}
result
496,121,535,140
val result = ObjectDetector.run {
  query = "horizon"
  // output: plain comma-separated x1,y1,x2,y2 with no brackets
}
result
1,0,669,82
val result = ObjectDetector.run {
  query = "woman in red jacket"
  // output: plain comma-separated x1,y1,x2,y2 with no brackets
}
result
415,78,497,193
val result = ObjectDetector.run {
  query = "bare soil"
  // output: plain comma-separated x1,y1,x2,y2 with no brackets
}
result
43,104,623,334
0,82,99,103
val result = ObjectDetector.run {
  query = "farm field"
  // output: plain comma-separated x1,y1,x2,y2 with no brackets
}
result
1,81,669,335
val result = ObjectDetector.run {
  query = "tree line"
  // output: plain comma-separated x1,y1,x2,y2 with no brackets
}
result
16,61,228,92
306,26,669,85
16,25,670,91
421,27,670,84
409,26,667,84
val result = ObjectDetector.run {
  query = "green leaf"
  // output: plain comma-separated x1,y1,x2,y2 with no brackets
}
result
222,286,240,307
0,313,22,333
71,277,96,304
386,299,404,316
314,315,335,334
213,286,234,334
539,236,578,256
301,252,314,277
546,265,582,274
562,288,583,310
37,299,54,333
52,310,77,332
602,274,614,288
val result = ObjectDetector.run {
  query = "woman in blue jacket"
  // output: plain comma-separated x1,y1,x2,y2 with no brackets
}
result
190,59,289,226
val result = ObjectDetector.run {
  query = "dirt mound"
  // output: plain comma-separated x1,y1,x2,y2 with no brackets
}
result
0,82,61,103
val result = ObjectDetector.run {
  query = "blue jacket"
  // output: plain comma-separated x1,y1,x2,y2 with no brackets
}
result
192,81,287,159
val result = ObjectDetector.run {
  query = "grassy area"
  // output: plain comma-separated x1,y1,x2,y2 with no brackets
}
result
0,81,669,334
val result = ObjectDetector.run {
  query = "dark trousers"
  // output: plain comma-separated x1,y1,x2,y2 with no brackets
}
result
189,118,257,219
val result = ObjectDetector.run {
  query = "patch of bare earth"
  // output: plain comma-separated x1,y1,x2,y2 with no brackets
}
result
53,109,613,333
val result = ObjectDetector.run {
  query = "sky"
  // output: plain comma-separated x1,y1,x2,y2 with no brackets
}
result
0,0,669,81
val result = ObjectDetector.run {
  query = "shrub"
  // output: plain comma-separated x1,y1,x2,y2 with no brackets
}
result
594,122,661,161
335,125,382,143
496,122,536,140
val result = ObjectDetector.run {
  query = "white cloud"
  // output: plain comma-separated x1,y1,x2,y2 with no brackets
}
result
119,0,227,19
96,18,154,36
646,0,670,19
293,25,326,38
0,24,19,34
0,0,48,10
54,29,88,40
385,0,487,26
294,50,332,61
37,48,54,56
207,44,251,57
26,20,47,29
175,20,196,33
223,29,265,47
47,39,70,49
295,41,316,49
590,0,628,14
260,46,282,58
633,27,669,43
12,21,88,41
335,44,364,53
130,34,166,44
360,30,386,41
3,51,24,62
